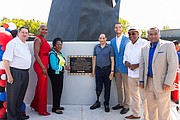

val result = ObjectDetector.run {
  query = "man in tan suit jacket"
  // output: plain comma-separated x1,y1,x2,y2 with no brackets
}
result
139,27,178,120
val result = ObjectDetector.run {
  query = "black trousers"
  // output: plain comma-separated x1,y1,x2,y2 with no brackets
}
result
6,67,29,120
95,66,111,105
48,72,64,110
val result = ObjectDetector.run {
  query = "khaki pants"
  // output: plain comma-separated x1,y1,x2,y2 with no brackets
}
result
114,68,130,108
128,77,140,117
146,77,171,120
140,87,149,120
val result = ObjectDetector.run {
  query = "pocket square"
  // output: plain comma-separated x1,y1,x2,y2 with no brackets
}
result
158,51,164,54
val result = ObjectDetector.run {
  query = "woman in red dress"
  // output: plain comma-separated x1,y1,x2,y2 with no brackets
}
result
30,25,51,116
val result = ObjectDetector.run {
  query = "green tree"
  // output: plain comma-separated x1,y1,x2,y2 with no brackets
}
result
140,29,147,39
162,25,170,30
0,17,46,35
119,18,130,34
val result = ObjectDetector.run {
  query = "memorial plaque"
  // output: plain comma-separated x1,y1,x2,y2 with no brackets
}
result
68,55,93,75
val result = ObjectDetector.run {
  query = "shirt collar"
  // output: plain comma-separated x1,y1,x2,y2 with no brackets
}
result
150,41,158,48
116,34,123,40
131,37,141,45
16,36,25,44
98,43,108,47
52,49,61,54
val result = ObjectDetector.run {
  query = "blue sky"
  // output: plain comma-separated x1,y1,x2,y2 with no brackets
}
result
0,0,180,30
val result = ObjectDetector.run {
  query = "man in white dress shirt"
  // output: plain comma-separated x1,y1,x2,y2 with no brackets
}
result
124,27,149,119
3,26,31,120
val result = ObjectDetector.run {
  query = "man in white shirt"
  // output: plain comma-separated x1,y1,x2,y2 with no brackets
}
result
3,26,31,120
124,28,149,119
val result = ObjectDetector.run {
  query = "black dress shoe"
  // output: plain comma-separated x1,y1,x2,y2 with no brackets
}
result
112,104,123,110
104,104,110,112
52,109,63,114
120,107,129,114
59,106,65,110
90,101,100,110
21,115,30,119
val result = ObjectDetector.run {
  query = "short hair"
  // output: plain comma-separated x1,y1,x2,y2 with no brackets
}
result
147,27,160,34
173,40,179,45
115,22,122,25
38,24,47,30
52,37,63,47
19,26,29,33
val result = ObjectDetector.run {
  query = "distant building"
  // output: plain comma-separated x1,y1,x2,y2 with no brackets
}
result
160,29,180,41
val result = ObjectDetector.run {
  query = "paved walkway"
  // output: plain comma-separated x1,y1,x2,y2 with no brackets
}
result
26,102,180,120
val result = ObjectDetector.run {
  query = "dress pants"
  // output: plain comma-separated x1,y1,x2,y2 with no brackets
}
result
146,77,171,120
140,88,149,120
114,68,130,108
95,67,111,105
128,77,140,117
48,71,64,110
6,67,29,120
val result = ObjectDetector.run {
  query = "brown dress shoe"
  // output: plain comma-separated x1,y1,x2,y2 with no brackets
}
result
125,115,141,119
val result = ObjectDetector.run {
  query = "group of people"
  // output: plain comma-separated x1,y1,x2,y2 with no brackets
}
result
90,23,178,120
3,25,69,120
2,23,178,120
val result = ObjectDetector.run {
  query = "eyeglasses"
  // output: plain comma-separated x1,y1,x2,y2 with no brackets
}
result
128,32,136,36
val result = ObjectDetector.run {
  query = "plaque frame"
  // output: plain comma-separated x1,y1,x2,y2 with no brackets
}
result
68,55,93,75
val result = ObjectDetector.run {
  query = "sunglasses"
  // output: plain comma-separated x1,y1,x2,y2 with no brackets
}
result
128,32,136,36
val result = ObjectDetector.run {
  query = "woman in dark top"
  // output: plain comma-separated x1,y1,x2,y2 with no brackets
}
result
48,37,69,114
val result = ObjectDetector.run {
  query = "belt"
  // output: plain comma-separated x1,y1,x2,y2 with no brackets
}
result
96,65,110,70
10,67,29,71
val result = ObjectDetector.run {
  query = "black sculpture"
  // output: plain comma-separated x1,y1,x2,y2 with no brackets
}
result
46,0,121,41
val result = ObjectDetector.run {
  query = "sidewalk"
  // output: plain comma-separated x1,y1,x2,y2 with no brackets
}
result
26,102,180,120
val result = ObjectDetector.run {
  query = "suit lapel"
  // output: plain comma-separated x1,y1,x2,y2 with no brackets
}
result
113,37,120,54
113,35,126,54
152,40,163,63
119,36,123,54
146,43,150,64
119,35,125,54
115,38,119,53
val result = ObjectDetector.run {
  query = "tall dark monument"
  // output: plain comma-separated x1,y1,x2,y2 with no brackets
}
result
46,0,121,41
